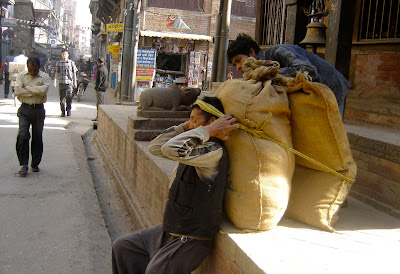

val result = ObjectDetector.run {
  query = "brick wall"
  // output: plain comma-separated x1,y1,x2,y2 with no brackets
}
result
351,53,400,103
139,2,256,63
347,133,400,219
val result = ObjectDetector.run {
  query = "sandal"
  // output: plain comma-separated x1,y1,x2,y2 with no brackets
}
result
19,165,28,177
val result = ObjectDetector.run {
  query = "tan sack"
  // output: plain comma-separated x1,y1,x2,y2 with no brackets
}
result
215,59,295,231
283,73,357,232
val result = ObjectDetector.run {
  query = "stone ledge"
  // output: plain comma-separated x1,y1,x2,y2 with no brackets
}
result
344,99,400,129
95,105,400,273
345,123,400,164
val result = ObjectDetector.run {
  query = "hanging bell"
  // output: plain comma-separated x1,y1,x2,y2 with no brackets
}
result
300,21,327,46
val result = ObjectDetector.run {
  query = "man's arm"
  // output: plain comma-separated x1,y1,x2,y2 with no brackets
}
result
270,46,319,80
72,62,77,87
15,73,33,97
25,73,50,96
54,63,58,87
151,115,239,168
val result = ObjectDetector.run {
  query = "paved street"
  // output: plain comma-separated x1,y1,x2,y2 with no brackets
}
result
0,80,117,273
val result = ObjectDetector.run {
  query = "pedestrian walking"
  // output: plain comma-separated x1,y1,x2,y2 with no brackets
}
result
13,50,28,64
14,57,50,176
3,49,15,98
54,49,77,117
92,57,108,121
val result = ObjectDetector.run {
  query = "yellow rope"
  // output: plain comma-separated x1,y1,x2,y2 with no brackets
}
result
194,100,355,183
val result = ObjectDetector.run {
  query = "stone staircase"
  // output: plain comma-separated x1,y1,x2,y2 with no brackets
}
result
343,97,400,219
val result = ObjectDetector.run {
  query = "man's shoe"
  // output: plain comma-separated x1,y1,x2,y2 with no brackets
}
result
32,166,40,172
67,111,71,116
61,112,65,117
4,94,8,98
18,165,28,177
91,117,98,121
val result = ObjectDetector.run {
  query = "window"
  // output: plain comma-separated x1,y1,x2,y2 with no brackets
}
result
358,0,400,42
257,0,287,45
232,0,257,17
147,0,204,11
157,53,184,72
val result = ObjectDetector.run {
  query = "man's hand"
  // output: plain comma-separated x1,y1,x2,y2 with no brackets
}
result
53,79,57,87
204,115,240,141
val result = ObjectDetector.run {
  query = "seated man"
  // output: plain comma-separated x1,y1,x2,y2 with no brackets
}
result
227,33,351,117
112,96,239,274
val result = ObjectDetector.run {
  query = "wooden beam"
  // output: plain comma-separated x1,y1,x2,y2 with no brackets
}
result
325,0,356,78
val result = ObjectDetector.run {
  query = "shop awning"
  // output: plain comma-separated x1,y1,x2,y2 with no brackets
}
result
140,30,212,42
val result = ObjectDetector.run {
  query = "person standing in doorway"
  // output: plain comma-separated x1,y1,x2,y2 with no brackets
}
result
3,49,15,98
14,57,50,176
92,57,108,121
54,49,77,117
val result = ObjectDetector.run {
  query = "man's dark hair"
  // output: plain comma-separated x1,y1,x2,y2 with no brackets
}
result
192,96,224,122
19,50,25,55
10,49,15,55
27,57,41,67
97,57,104,64
61,49,68,53
227,33,261,63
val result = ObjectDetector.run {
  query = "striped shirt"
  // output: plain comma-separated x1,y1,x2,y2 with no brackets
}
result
148,124,223,182
56,59,77,85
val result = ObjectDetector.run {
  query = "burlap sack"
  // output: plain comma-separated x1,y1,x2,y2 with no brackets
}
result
215,62,295,231
282,73,357,232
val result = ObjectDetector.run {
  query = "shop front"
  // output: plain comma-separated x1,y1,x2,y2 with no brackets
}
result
138,30,212,92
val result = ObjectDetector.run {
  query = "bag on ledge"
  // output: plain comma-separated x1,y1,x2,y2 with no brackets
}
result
215,59,295,231
282,73,357,232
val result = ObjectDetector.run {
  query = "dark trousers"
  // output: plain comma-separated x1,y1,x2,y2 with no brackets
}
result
59,84,73,114
112,225,212,274
96,90,105,113
4,72,11,96
16,104,45,167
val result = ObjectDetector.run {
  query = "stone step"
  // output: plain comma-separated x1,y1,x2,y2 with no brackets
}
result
129,116,187,130
344,99,400,129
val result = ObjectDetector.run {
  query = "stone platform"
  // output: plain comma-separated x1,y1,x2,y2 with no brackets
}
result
93,104,400,274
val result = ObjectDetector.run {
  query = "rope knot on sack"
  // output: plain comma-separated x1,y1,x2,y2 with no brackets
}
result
194,99,355,184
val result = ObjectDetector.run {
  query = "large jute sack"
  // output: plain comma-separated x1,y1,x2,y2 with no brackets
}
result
282,73,357,232
215,60,295,231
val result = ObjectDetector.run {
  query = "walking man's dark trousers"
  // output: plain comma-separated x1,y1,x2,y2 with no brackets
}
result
16,103,45,168
59,83,73,116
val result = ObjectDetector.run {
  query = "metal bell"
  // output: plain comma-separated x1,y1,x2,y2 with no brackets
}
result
300,21,327,46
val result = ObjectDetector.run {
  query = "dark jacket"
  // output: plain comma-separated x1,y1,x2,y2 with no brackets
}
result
258,44,351,114
95,64,108,92
162,142,229,238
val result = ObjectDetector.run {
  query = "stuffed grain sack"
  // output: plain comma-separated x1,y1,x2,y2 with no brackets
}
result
284,73,357,232
215,59,295,231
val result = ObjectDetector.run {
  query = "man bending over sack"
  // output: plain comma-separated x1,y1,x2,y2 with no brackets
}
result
112,97,240,274
227,33,351,117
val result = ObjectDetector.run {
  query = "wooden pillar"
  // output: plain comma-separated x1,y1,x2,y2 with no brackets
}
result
325,0,356,78
284,0,308,45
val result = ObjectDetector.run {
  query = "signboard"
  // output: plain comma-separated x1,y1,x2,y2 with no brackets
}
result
108,45,120,59
135,49,157,101
1,18,17,27
2,29,14,40
136,49,157,68
106,23,124,32
136,67,155,81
